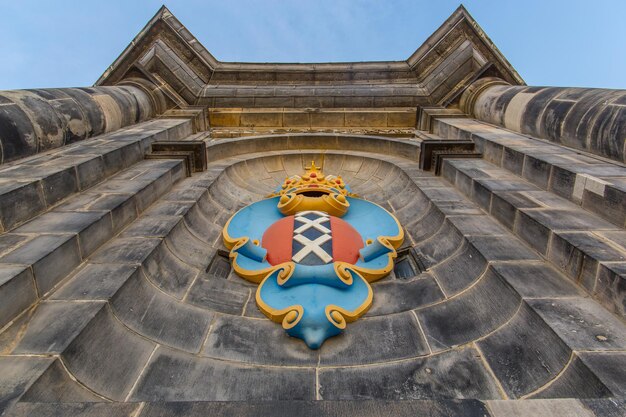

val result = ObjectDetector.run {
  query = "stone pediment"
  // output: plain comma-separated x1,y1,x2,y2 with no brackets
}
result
96,5,524,109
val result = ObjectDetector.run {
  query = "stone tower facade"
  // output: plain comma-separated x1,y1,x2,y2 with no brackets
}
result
0,6,624,417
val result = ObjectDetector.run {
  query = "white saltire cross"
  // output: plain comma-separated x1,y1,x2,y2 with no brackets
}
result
294,211,331,234
292,233,332,263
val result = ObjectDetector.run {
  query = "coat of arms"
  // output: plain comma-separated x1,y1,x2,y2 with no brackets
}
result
223,162,403,348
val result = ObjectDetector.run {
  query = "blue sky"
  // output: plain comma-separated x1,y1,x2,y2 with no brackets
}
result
0,1,624,89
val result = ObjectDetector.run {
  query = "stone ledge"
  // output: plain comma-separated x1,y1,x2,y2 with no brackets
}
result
433,117,626,228
442,157,626,316
0,159,185,328
0,119,193,232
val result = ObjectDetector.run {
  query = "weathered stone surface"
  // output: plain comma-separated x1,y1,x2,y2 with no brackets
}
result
112,271,213,352
202,315,318,366
20,360,103,403
0,86,155,162
577,352,626,397
0,180,46,231
138,400,491,417
527,298,626,351
581,398,626,417
51,263,140,301
318,347,501,400
0,265,36,328
0,356,53,414
487,399,594,417
63,307,156,401
416,268,521,351
5,403,140,417
367,274,444,314
431,241,487,294
186,275,250,315
477,303,571,398
15,211,113,257
489,262,581,298
132,347,316,401
319,313,429,366
0,234,81,295
531,356,612,399
11,301,104,354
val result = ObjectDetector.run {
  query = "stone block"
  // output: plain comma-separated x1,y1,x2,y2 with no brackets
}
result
578,352,626,397
19,359,103,403
489,262,581,298
405,207,444,243
431,241,487,294
40,166,79,206
239,112,282,127
594,262,626,317
501,147,524,175
112,271,213,352
471,180,492,211
581,399,626,417
185,275,249,315
527,298,626,351
345,111,387,128
514,210,551,255
141,242,199,298
0,180,46,231
12,301,104,354
522,154,551,189
482,140,503,165
487,399,594,417
548,231,625,291
0,233,29,256
367,274,444,315
416,268,521,351
0,356,54,415
446,215,507,236
90,237,161,265
51,263,139,301
132,347,316,401
531,356,611,399
1,234,81,295
477,303,571,398
202,314,317,366
489,193,518,229
522,208,614,232
318,347,500,400
209,110,242,127
548,165,576,200
319,313,429,366
0,102,38,163
415,221,463,266
63,307,156,401
165,221,214,268
138,400,491,417
120,215,182,238
16,210,113,257
0,265,36,328
582,183,626,228
75,155,106,190
5,402,140,417
466,235,539,262
310,112,345,127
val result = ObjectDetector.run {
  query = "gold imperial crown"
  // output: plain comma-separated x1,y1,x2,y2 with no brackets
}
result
270,162,355,217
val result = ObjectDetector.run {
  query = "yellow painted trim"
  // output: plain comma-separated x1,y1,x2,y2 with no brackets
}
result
324,269,374,329
277,191,350,217
255,265,304,330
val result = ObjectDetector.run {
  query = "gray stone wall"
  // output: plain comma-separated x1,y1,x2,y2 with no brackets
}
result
466,84,626,163
0,86,156,164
